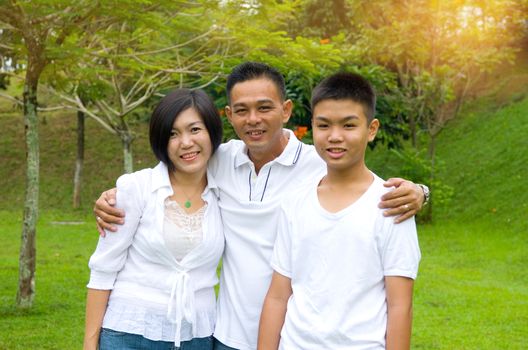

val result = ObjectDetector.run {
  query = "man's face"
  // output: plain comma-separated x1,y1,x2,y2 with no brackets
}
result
226,78,292,162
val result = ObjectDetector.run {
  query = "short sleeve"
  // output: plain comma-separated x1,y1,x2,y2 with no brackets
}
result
270,205,293,278
379,216,421,280
87,173,143,289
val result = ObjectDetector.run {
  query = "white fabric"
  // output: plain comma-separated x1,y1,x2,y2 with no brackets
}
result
208,129,326,349
163,199,205,261
87,162,224,346
271,174,421,350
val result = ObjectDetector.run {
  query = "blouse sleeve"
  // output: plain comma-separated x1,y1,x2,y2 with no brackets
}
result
87,173,143,290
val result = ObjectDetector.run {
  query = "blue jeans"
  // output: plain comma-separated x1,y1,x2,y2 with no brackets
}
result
212,337,239,350
99,328,213,350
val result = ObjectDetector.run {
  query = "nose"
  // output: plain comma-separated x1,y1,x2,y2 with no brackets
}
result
328,126,343,142
180,132,194,148
247,109,261,125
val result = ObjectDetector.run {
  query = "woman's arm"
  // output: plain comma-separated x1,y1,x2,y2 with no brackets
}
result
385,276,414,350
258,271,293,350
83,289,111,350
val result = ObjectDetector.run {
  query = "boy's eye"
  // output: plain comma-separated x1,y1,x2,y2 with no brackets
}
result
316,123,328,129
344,123,356,129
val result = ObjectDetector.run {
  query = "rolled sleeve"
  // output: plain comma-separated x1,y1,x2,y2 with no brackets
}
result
87,173,143,289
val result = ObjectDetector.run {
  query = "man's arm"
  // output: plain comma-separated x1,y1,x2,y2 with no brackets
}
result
385,276,414,350
83,289,110,350
258,271,293,350
93,188,123,236
380,178,427,223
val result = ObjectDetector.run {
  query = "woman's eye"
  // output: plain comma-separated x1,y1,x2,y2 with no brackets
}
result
191,127,201,133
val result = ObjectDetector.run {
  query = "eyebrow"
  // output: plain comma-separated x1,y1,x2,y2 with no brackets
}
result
171,121,205,130
314,115,359,122
232,99,275,108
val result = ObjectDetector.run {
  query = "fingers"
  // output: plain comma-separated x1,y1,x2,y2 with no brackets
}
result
383,177,406,188
383,205,418,223
379,180,422,223
96,218,106,237
92,189,124,234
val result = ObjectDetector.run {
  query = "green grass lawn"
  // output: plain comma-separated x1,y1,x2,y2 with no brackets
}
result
1,212,526,349
1,93,527,348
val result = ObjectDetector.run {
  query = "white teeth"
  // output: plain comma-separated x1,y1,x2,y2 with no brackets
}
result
248,131,263,135
181,152,198,159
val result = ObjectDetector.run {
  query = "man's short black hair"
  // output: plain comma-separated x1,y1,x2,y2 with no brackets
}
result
311,72,376,122
149,88,222,171
226,62,286,104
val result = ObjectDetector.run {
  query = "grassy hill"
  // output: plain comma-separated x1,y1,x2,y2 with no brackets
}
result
0,72,527,348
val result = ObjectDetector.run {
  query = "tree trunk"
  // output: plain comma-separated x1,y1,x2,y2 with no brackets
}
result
122,134,133,174
72,110,85,208
17,80,39,309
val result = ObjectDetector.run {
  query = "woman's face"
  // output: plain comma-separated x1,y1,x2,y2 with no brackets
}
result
167,107,212,176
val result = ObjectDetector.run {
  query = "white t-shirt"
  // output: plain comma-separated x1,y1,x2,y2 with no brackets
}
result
271,174,421,350
208,129,326,349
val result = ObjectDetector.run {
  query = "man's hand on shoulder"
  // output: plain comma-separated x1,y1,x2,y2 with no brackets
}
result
93,188,124,236
379,178,426,224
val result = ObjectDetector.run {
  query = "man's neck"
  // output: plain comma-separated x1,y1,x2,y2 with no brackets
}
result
248,130,290,174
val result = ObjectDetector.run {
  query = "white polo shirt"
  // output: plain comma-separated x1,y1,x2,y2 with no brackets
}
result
208,129,326,349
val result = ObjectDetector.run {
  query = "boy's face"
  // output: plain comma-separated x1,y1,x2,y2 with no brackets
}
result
312,99,379,172
226,77,292,161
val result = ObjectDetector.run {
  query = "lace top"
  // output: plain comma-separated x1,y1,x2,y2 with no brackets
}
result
163,198,206,261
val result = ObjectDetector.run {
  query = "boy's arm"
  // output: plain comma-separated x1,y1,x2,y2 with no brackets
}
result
258,271,293,350
380,178,427,224
83,289,110,350
385,276,414,350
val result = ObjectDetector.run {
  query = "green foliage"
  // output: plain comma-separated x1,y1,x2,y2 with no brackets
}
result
389,148,454,215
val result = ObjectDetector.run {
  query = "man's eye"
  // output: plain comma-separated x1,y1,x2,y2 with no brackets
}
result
259,106,272,111
234,109,246,114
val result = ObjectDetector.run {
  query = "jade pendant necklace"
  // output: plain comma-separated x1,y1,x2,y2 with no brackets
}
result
178,185,203,209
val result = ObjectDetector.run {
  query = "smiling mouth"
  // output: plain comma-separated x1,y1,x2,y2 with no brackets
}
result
180,152,199,160
327,148,346,153
247,130,265,136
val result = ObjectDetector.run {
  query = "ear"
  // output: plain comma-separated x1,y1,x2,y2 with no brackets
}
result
367,118,380,142
225,106,233,124
282,99,293,124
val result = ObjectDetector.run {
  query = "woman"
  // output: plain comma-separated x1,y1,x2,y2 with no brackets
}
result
84,89,224,350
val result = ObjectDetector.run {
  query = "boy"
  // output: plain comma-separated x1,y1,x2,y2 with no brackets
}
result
258,72,421,349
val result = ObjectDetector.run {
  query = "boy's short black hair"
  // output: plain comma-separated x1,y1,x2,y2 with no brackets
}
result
149,88,222,171
226,62,286,104
311,72,376,122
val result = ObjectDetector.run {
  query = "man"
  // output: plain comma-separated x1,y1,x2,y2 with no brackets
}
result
94,62,426,350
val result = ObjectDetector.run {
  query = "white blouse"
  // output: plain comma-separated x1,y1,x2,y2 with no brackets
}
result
87,162,224,346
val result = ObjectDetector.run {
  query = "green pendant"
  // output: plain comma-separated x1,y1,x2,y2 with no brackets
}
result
184,200,191,208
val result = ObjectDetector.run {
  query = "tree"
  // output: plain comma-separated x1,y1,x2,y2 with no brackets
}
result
0,0,104,308
348,0,526,220
49,1,234,173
